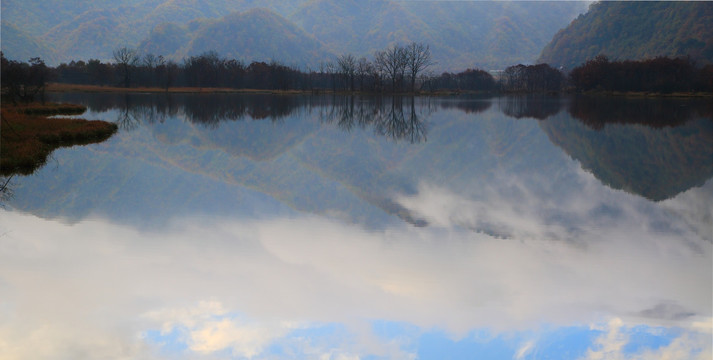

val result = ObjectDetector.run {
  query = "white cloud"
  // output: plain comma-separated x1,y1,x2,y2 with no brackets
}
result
144,301,300,358
514,340,535,359
583,318,629,360
660,180,713,242
579,317,712,360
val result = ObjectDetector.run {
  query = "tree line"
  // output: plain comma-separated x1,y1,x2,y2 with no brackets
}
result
569,55,713,93
52,43,438,94
3,47,713,104
1,54,51,103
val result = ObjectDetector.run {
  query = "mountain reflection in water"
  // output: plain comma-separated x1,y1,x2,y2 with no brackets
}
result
1,93,710,359
544,96,713,201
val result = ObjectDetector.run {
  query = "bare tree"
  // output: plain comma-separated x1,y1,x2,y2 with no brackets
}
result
375,44,408,92
113,46,139,88
143,53,158,69
142,53,158,87
324,60,337,91
337,54,357,91
406,42,434,92
356,57,373,91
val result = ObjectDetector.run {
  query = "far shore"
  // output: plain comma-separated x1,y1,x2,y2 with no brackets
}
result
46,83,308,94
46,83,712,98
46,83,481,96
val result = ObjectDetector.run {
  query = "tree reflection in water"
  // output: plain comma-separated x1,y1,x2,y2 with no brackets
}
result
567,95,713,129
320,96,432,144
48,92,713,203
497,94,564,120
71,93,438,144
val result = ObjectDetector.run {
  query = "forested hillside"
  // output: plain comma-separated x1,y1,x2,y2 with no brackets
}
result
1,0,587,70
538,1,713,69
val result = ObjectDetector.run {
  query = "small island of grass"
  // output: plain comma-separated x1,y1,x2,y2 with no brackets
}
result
1,102,118,176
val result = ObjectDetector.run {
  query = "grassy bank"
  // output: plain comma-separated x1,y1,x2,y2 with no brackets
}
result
12,102,88,115
1,102,118,175
46,83,308,94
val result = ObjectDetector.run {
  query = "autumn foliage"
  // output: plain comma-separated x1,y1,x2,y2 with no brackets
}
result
569,55,713,93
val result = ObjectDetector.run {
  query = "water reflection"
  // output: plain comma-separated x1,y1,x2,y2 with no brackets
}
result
497,94,564,120
437,96,493,114
567,95,713,129
2,93,711,359
542,97,713,201
12,93,712,223
1,182,710,358
60,93,435,143
320,96,430,143
0,175,15,206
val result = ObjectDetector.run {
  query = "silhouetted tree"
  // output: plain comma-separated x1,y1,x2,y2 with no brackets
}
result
324,61,337,92
423,68,496,92
156,60,179,90
141,53,159,87
406,42,434,92
87,59,113,85
337,54,357,91
375,44,408,92
501,63,563,92
356,57,374,92
184,51,222,88
0,53,53,103
113,47,139,88
569,56,701,93
28,57,50,103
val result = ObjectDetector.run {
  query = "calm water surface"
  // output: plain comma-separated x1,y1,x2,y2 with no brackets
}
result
1,94,711,359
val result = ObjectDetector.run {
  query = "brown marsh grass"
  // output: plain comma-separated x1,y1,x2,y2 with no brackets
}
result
1,103,118,175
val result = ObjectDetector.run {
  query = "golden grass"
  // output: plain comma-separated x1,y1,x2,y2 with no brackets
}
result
12,102,87,115
46,83,308,94
1,103,118,175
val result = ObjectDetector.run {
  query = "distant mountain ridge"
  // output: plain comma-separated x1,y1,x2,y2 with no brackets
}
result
0,21,58,64
1,0,588,70
140,8,330,65
538,1,713,69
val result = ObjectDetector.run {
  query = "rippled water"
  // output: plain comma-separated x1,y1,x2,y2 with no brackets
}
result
1,93,711,359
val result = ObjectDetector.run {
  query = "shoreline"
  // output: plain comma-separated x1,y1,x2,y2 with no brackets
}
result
46,83,712,98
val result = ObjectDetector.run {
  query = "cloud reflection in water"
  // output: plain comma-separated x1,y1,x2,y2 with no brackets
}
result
1,177,710,359
1,93,711,359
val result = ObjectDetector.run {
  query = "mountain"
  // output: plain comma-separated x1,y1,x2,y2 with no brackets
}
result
1,0,587,70
1,0,309,64
289,0,589,70
0,22,58,64
0,0,140,37
140,8,330,65
538,1,713,69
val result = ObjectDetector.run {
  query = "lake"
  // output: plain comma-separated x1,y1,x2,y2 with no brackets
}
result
1,93,711,359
